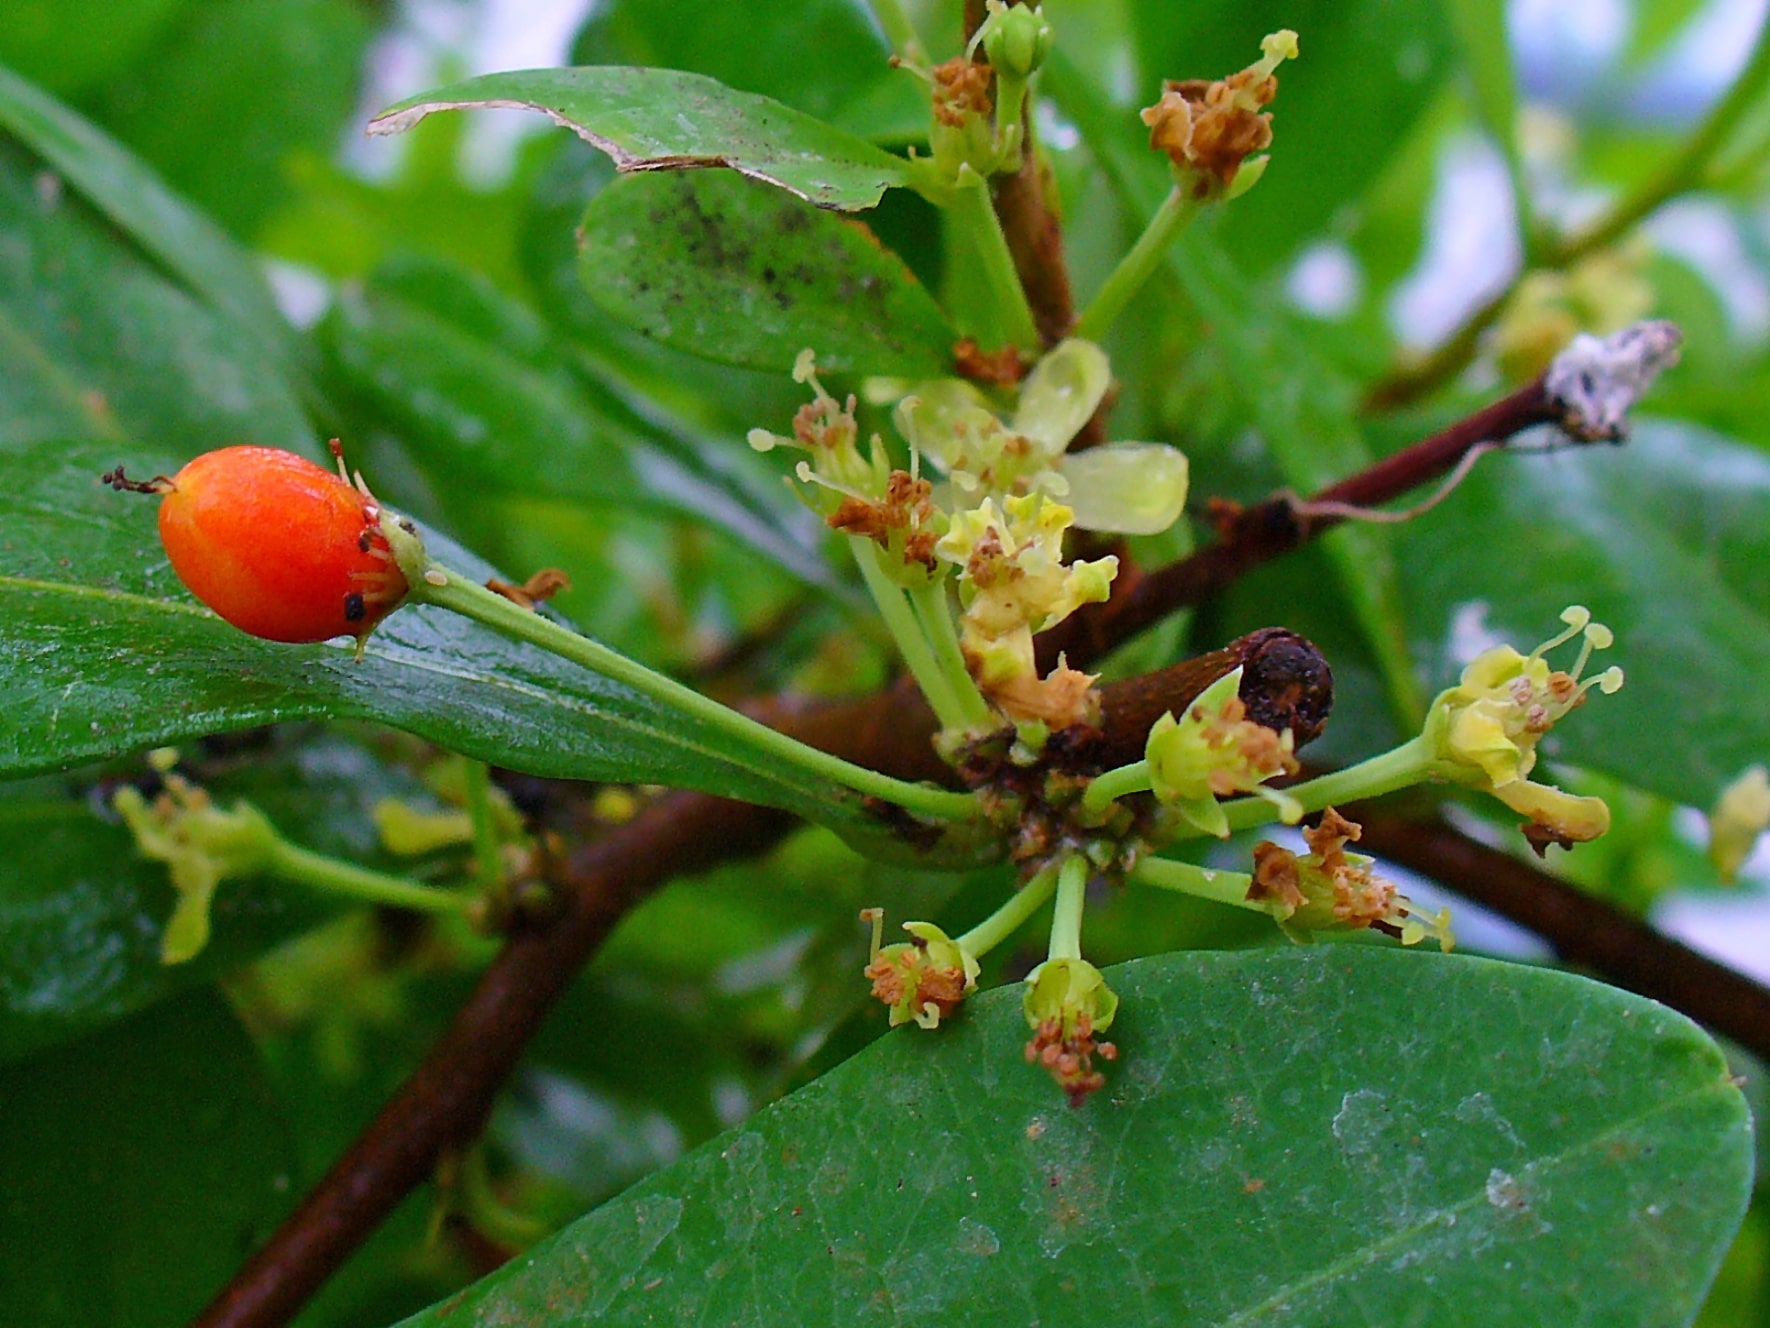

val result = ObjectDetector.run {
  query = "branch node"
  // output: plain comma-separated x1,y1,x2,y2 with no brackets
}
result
1544,320,1682,442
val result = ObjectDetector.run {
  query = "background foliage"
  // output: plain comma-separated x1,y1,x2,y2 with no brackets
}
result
0,0,1765,1324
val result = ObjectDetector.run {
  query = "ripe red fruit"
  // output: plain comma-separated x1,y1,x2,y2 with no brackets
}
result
104,445,409,644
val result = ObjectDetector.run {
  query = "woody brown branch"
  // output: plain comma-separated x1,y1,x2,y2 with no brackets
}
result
1040,374,1560,669
1356,814,1770,1063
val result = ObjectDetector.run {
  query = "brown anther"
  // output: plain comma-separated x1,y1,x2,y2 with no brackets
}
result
932,56,992,127
953,338,1029,386
1141,59,1280,194
824,471,939,571
1024,1013,1116,1107
1522,821,1578,857
1248,840,1305,913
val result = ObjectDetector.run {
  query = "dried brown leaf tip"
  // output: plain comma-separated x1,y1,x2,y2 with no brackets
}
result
487,568,572,611
1141,30,1298,199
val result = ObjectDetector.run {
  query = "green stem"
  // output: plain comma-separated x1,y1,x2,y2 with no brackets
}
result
267,840,475,916
1558,22,1770,266
1073,184,1201,342
863,0,924,64
460,759,505,893
850,538,968,732
1219,735,1434,834
1129,856,1268,914
907,579,994,730
957,860,1060,956
408,561,981,823
1368,20,1770,408
1047,853,1089,960
947,165,1041,350
1080,759,1151,815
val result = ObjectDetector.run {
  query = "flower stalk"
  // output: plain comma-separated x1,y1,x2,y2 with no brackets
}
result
395,549,982,824
1073,184,1202,343
946,165,1041,350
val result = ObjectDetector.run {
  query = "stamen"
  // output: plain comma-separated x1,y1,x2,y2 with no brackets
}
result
860,907,885,962
1530,606,1590,665
794,461,869,502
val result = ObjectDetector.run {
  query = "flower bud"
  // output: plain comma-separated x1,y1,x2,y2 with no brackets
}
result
981,1,1054,81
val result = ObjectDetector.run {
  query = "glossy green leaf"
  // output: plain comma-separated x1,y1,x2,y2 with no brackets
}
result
1128,0,1452,270
0,988,292,1325
578,170,956,375
571,0,914,130
0,133,311,453
0,734,431,1063
0,61,309,388
1396,419,1770,808
369,67,913,211
0,440,932,848
318,254,841,590
396,947,1752,1328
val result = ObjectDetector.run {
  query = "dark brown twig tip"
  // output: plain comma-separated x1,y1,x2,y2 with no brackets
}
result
100,465,172,495
1543,319,1682,442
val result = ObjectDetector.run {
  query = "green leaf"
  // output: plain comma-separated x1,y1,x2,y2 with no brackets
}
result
571,0,915,130
0,440,928,848
1168,232,1421,722
0,988,293,1325
369,67,914,211
318,254,842,590
1127,0,1452,271
0,0,192,98
80,0,374,238
0,62,310,390
0,134,311,453
1445,0,1521,166
578,170,956,375
1396,419,1770,808
395,947,1752,1327
0,734,431,1063
1625,0,1712,66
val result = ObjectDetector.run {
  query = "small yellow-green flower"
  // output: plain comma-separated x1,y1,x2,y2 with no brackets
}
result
1709,765,1770,883
1422,606,1623,848
1145,668,1300,837
1022,956,1120,1106
863,914,980,1030
894,340,1189,535
1141,30,1299,198
748,349,886,508
114,775,278,964
935,493,1117,720
1250,809,1454,950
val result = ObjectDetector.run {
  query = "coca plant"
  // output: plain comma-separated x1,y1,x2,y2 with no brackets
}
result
0,2,1763,1327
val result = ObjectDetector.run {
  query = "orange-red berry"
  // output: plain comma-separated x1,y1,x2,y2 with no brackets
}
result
107,445,409,644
